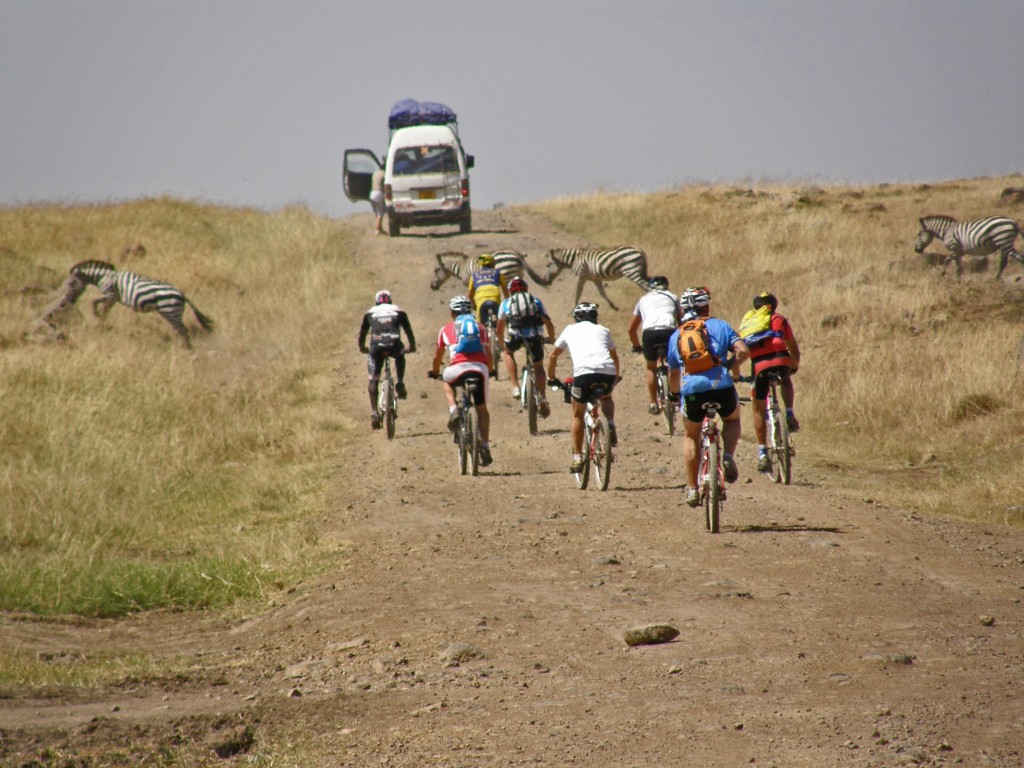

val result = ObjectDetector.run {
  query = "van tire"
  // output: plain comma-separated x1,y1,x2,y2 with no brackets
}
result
459,211,472,235
388,214,401,237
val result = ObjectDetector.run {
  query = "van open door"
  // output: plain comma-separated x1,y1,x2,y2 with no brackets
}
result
343,149,383,203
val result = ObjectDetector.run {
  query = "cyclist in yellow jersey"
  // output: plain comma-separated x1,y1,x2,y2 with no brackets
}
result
467,253,509,326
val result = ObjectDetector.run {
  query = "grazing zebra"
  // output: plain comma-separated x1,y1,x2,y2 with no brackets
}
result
429,250,549,291
541,246,649,311
914,215,1024,279
68,260,214,349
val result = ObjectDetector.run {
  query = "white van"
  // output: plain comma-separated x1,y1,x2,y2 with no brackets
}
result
344,101,474,237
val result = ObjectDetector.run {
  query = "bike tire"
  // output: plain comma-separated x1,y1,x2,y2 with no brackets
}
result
705,438,721,533
593,415,612,491
489,335,501,381
467,407,481,476
382,384,396,440
771,399,792,485
525,372,538,436
574,430,591,490
658,372,675,436
458,407,469,476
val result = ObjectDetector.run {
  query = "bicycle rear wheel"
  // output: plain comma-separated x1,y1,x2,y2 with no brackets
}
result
574,429,591,490
458,407,469,475
467,407,481,476
592,414,612,491
658,370,675,436
704,438,721,533
524,370,538,435
771,407,792,485
382,383,396,440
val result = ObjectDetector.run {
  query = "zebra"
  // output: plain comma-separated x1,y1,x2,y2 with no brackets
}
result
68,260,214,349
541,246,649,311
914,215,1024,279
429,250,550,291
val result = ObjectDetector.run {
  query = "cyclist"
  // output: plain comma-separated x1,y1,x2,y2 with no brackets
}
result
741,291,802,472
428,295,494,466
466,253,508,327
627,275,680,414
358,289,416,430
547,302,621,473
667,287,749,507
497,276,556,412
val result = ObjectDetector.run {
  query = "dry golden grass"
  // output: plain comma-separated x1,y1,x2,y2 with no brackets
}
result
1,198,368,618
526,176,1024,526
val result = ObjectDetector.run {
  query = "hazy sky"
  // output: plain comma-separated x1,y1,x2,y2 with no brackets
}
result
2,2,1022,219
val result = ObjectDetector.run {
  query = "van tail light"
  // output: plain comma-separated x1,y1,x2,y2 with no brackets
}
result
461,179,469,198
384,183,392,202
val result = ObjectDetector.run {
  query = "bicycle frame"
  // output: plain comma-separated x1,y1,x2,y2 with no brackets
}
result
653,342,675,436
454,376,482,477
765,372,793,485
519,341,544,435
552,378,612,491
378,355,398,440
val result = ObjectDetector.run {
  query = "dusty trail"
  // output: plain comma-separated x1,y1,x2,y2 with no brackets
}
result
2,208,1022,766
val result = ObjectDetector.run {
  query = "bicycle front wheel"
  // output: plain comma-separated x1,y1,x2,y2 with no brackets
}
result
592,415,612,491
382,384,396,440
574,429,591,490
704,439,721,533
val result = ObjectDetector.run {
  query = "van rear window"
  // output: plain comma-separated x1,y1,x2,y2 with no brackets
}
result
392,145,458,176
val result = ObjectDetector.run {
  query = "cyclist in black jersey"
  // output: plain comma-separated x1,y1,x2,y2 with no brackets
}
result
358,290,416,430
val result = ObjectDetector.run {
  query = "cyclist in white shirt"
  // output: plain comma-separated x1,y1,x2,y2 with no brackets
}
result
627,276,680,415
546,302,621,474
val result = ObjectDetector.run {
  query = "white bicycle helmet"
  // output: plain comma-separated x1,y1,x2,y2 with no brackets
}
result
375,289,392,305
572,302,599,322
679,286,711,311
449,295,473,314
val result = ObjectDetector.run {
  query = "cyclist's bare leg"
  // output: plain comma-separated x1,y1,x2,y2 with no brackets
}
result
781,377,795,410
722,411,742,457
502,349,518,383
476,405,490,443
752,398,768,445
441,381,457,410
682,418,702,488
570,400,586,454
367,379,379,412
533,361,548,396
645,360,658,404
599,395,615,422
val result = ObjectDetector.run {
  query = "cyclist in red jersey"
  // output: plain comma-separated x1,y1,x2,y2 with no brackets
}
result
743,292,801,472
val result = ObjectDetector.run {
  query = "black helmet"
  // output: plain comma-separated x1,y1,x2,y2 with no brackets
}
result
649,275,669,290
572,302,599,322
753,292,778,312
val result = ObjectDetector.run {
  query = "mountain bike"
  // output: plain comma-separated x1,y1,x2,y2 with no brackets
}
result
550,378,613,491
765,371,794,485
377,354,399,440
453,374,483,476
696,401,726,533
519,340,546,435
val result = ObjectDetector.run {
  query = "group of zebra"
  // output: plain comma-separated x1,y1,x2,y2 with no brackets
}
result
40,259,214,349
915,214,1024,279
430,246,653,310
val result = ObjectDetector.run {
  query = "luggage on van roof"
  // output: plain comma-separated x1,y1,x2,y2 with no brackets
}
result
388,99,458,130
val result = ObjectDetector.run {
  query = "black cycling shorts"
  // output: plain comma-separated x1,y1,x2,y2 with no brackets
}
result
452,371,486,406
367,343,404,380
478,301,499,326
641,327,676,362
570,373,617,404
683,386,739,423
752,364,792,401
505,334,545,365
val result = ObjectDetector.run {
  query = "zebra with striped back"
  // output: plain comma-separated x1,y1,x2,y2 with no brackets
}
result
69,260,214,349
541,246,649,311
914,215,1024,279
429,250,550,291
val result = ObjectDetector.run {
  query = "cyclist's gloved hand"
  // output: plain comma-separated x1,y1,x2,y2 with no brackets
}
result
668,391,681,403
631,345,643,354
407,346,417,354
547,377,562,390
359,346,368,354
489,369,497,379
427,370,441,380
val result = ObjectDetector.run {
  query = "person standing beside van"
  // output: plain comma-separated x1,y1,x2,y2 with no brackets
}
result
369,168,386,235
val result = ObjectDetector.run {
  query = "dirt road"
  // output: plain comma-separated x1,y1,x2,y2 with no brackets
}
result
2,208,1023,766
